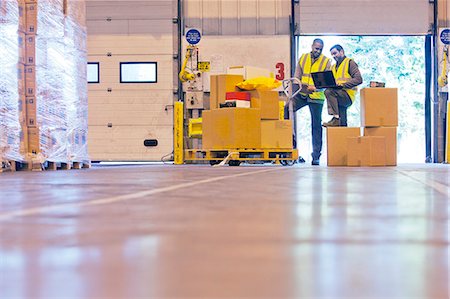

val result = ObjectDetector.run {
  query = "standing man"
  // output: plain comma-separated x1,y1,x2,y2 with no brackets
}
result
323,44,363,127
285,38,331,166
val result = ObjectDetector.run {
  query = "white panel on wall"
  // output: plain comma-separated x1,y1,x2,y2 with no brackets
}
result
184,35,290,91
86,1,173,20
202,0,220,34
221,0,238,35
88,35,173,55
88,125,173,161
299,0,431,35
87,54,173,90
258,0,277,35
240,0,258,35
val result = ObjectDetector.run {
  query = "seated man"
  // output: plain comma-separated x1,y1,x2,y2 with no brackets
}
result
323,44,363,127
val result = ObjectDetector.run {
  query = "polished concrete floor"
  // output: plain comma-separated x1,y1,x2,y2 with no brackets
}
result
0,163,448,299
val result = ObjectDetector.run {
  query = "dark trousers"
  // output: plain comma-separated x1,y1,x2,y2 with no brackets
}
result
285,94,323,160
324,88,352,126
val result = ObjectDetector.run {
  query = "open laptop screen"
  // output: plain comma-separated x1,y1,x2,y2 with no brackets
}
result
311,71,340,89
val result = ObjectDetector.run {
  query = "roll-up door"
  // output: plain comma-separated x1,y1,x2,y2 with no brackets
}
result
86,1,176,161
184,0,290,35
298,0,431,35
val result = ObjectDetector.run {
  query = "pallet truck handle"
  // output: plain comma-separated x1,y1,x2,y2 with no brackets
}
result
282,78,302,99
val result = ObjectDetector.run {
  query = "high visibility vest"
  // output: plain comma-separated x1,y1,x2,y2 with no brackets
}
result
299,53,330,101
332,57,357,102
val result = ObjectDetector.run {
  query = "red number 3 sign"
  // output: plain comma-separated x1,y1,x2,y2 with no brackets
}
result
275,62,285,80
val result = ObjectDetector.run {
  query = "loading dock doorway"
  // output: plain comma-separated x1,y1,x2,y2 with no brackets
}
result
295,36,426,163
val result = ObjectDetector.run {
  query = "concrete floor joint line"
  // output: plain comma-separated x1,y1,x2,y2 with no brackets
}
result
0,167,284,221
396,169,450,197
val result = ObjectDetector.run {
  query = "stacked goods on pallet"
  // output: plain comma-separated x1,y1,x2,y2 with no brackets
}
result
203,74,292,150
0,1,27,162
64,0,88,162
0,0,88,169
32,0,68,160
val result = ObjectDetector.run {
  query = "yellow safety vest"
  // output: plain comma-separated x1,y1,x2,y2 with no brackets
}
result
299,53,330,101
331,57,357,102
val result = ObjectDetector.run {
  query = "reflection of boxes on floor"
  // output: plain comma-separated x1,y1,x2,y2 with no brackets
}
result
202,108,261,149
363,127,397,166
227,66,274,80
261,120,292,149
327,127,360,166
347,136,386,167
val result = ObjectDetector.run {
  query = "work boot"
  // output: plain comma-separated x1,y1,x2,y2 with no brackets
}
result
322,117,340,127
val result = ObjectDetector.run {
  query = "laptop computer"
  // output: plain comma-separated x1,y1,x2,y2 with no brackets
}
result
311,71,342,89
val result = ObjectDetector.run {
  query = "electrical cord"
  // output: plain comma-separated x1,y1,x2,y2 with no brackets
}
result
160,151,174,164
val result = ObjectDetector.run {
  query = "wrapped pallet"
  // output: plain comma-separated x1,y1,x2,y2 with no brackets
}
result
0,1,26,163
30,0,89,163
64,3,88,162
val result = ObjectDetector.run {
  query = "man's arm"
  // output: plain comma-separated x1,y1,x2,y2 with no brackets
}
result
343,60,363,89
294,62,303,81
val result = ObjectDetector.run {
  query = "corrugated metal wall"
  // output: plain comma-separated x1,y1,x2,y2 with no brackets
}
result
298,0,431,35
183,0,291,35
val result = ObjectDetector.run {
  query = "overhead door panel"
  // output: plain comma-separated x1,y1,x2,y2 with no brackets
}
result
184,0,290,35
87,0,176,161
299,0,431,35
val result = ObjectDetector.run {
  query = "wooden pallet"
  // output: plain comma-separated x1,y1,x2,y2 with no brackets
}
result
46,161,91,171
1,159,91,172
184,148,298,164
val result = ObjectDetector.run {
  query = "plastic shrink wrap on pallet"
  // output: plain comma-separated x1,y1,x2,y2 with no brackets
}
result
0,1,26,162
64,7,88,162
35,0,67,162
34,0,88,163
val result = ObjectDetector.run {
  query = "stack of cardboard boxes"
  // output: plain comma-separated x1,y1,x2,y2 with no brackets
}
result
202,74,292,150
22,1,38,154
327,88,398,166
1,0,88,167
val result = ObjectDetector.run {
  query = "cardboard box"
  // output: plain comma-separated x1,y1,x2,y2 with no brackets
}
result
249,90,279,120
202,108,261,149
261,120,292,149
25,34,35,65
227,66,274,80
26,97,36,127
360,88,398,127
25,3,37,34
24,65,35,96
347,136,386,166
27,127,40,154
209,74,243,109
364,127,397,166
326,127,361,166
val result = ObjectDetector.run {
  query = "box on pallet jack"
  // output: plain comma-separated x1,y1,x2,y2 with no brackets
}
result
202,108,261,149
